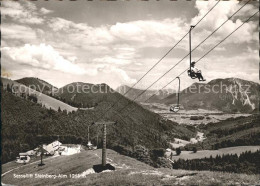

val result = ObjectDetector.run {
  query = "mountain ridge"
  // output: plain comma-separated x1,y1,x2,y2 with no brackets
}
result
1,77,78,112
16,77,58,94
116,85,175,102
1,77,196,164
160,77,259,113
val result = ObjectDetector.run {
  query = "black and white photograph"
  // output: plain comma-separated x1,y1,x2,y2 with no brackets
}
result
1,0,259,185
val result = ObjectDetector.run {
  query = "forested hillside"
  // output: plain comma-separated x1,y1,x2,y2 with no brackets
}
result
16,77,58,95
173,150,260,174
185,114,260,150
1,83,196,164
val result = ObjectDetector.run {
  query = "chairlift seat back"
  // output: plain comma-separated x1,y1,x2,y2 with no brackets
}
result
170,106,180,113
187,70,197,79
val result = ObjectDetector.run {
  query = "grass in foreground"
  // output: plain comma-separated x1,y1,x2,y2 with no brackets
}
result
2,149,260,186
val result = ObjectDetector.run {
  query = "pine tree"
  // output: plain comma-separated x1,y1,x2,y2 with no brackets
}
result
192,147,197,153
176,148,181,155
7,84,12,92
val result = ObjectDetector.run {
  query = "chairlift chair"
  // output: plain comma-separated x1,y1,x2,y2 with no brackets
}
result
170,105,180,113
169,77,181,113
187,69,197,79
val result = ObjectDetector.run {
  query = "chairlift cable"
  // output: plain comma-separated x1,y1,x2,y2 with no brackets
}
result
141,10,259,105
94,0,220,121
117,0,251,114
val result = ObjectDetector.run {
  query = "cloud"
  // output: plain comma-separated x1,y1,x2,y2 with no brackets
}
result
48,17,114,48
110,67,137,85
48,17,96,34
44,17,190,70
47,2,258,56
93,65,137,88
40,7,53,14
195,49,259,84
1,0,258,89
48,17,83,32
48,17,188,49
92,46,138,65
191,0,258,47
110,18,187,48
45,4,258,64
1,43,136,87
2,44,86,75
93,56,132,65
1,24,37,42
19,17,44,25
1,1,25,17
1,0,45,25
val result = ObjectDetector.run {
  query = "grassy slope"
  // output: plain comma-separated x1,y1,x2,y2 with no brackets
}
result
16,77,58,94
166,146,260,161
2,78,77,112
2,149,259,186
1,82,196,163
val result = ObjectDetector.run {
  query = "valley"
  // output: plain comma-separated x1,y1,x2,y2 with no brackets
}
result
1,0,259,184
141,102,251,125
1,77,196,164
1,76,259,185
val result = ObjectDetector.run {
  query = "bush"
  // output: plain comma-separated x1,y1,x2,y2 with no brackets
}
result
112,145,133,157
176,148,181,155
133,145,152,165
150,148,165,159
192,147,197,153
190,116,204,120
156,157,172,168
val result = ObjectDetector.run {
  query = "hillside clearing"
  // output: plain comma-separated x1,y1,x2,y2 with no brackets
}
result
2,149,259,185
166,146,260,161
2,78,77,112
170,132,206,148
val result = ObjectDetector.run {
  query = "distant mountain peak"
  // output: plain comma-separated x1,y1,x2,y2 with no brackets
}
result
15,77,58,94
161,77,259,113
116,85,175,102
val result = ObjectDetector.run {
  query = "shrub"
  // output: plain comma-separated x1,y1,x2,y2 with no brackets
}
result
133,145,152,165
150,148,165,159
190,116,204,120
156,157,172,168
112,145,133,157
176,148,181,155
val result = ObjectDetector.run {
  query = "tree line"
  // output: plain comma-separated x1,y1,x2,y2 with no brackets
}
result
4,83,38,103
211,133,260,150
172,150,260,174
1,85,175,165
48,93,98,108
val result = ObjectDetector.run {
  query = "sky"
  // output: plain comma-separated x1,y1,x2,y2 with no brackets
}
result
1,0,259,91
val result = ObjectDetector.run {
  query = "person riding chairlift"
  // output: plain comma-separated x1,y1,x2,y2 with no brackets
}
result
191,62,206,81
